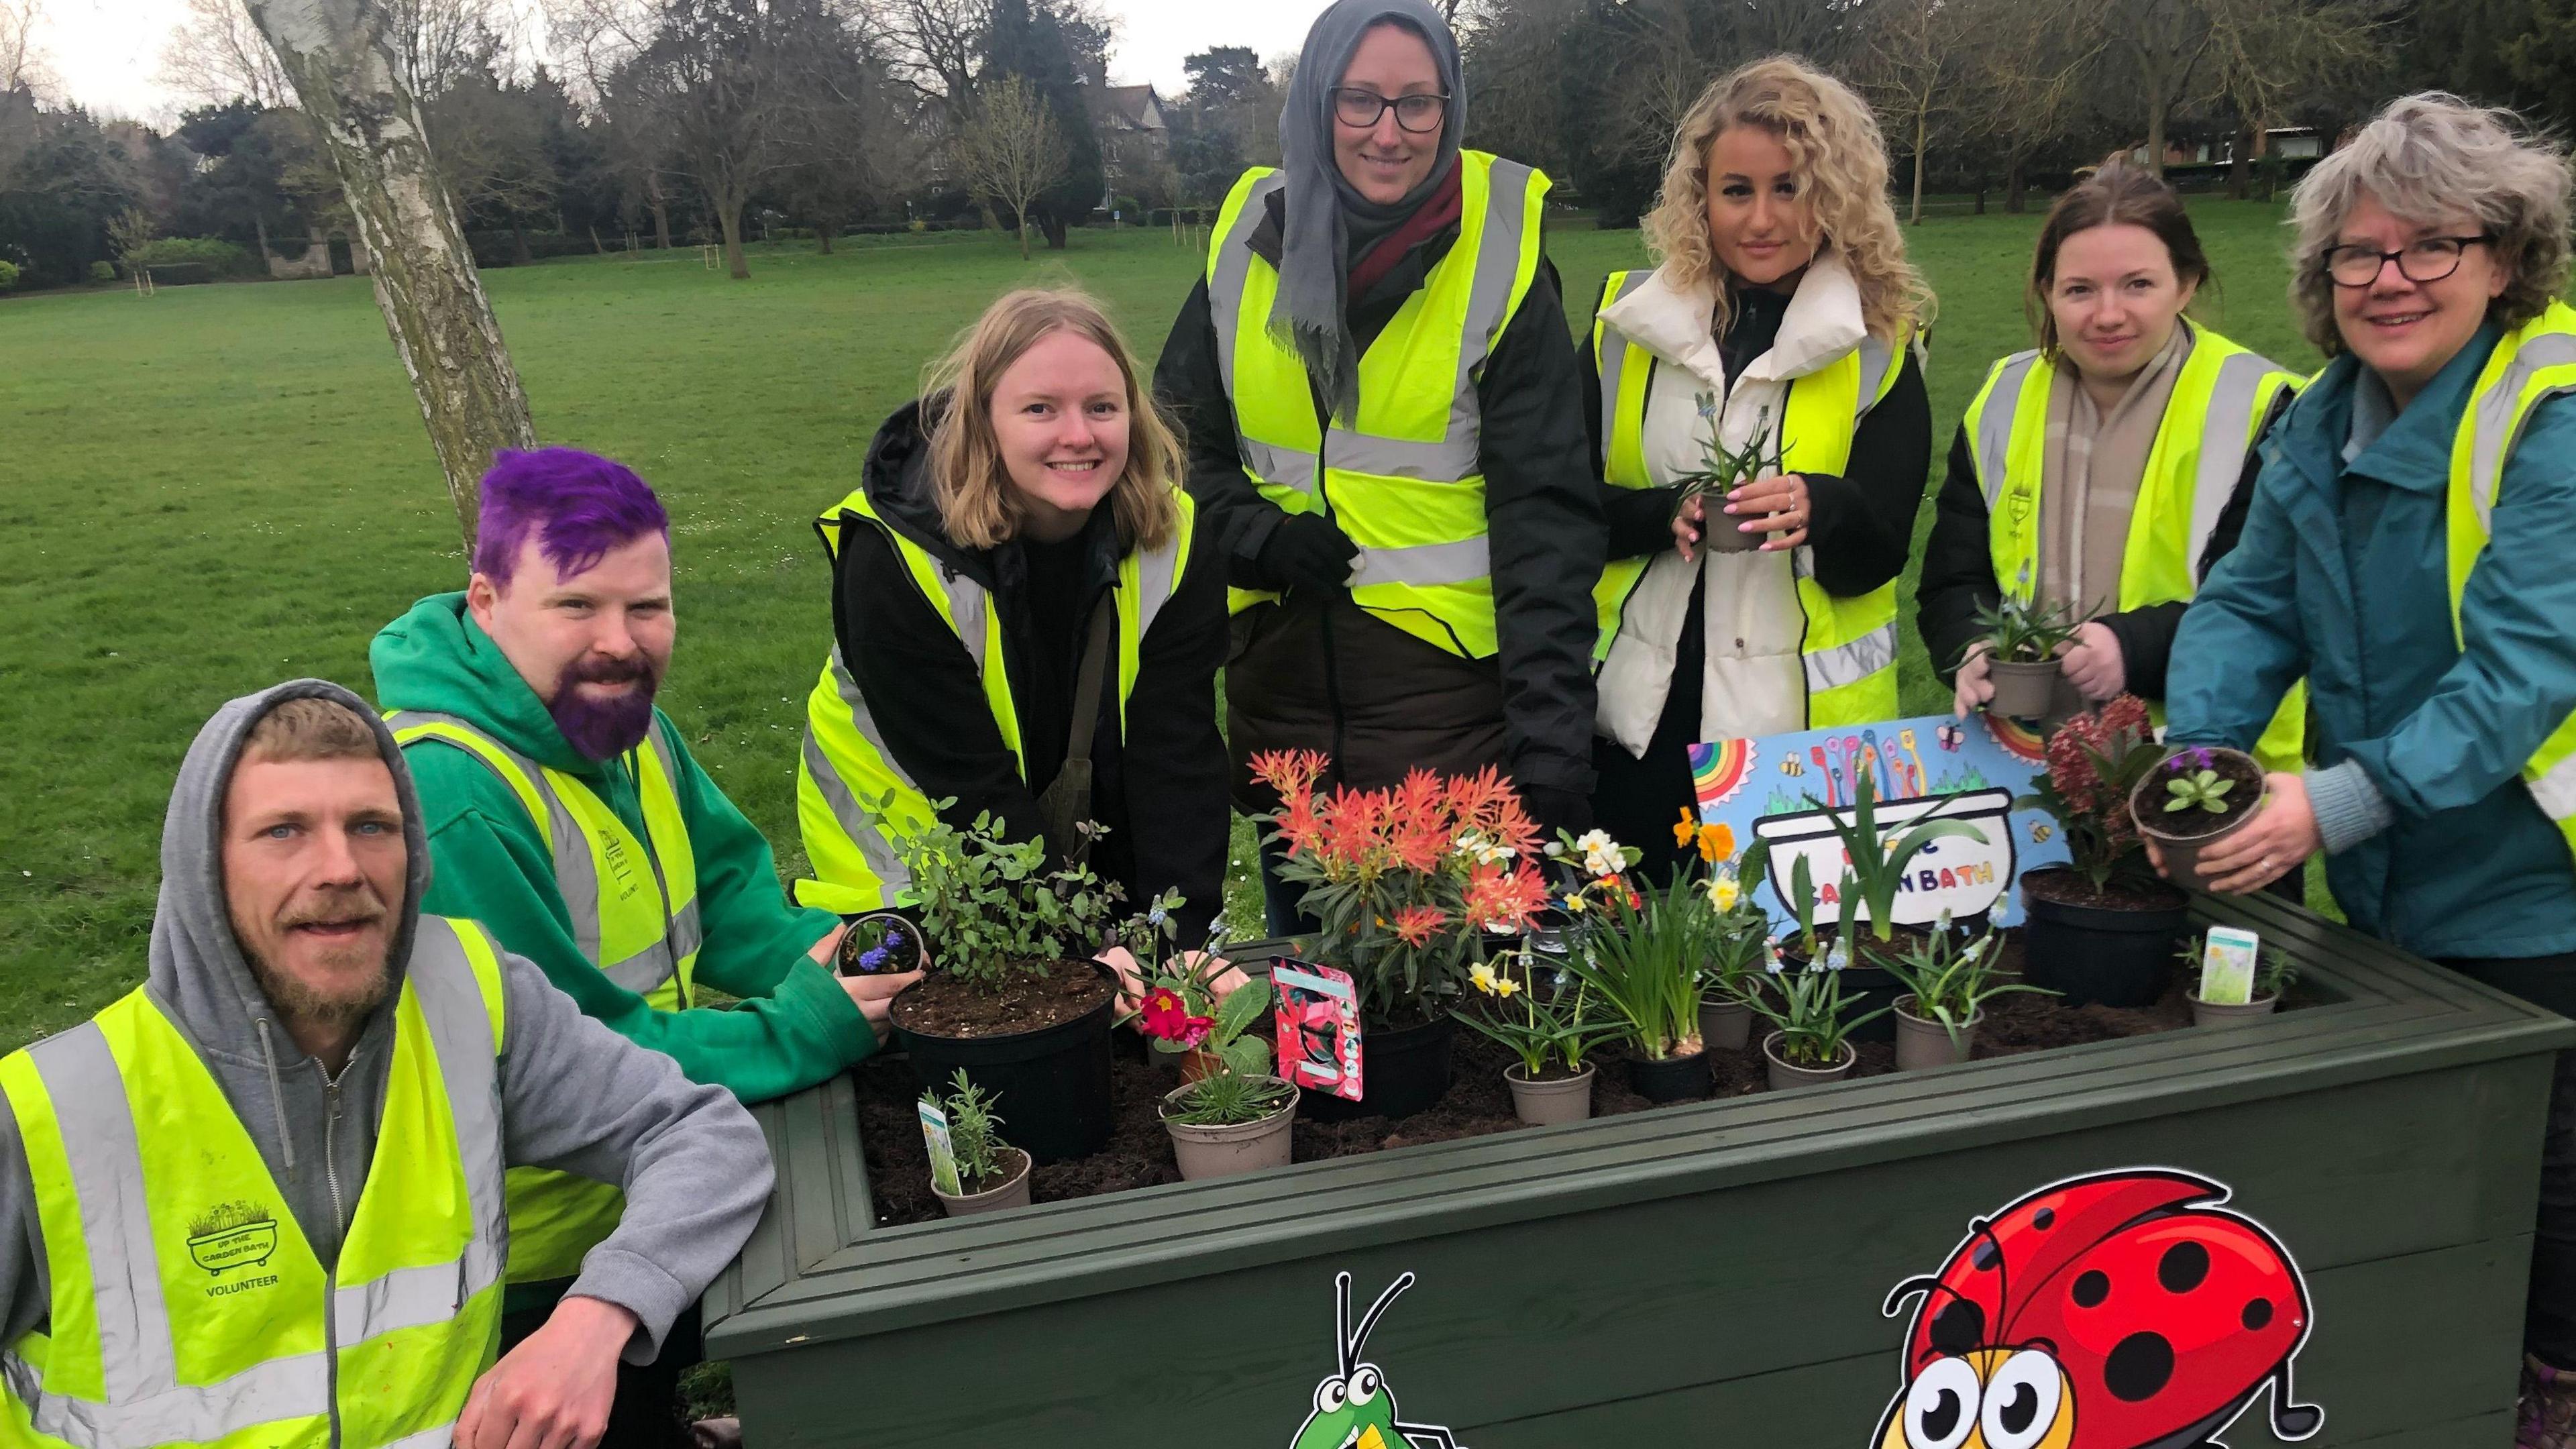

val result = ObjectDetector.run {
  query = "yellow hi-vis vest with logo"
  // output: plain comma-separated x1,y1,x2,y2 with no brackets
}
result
1205,152,1546,659
384,711,700,1287
794,484,1198,914
0,915,508,1449
2447,300,2576,867
1960,326,2308,772
1589,268,1911,726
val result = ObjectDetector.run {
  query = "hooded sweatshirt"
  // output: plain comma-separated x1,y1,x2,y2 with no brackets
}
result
0,680,773,1363
371,595,872,1104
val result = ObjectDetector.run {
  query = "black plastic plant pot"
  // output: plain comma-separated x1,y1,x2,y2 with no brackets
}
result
1627,1048,1711,1103
2018,869,2190,1008
894,973,1117,1165
1299,1014,1456,1122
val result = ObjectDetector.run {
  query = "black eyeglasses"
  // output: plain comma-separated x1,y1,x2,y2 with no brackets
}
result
2322,235,2493,288
1331,88,1449,133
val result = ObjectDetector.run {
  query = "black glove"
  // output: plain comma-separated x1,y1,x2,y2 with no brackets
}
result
1258,513,1360,594
1517,785,1593,841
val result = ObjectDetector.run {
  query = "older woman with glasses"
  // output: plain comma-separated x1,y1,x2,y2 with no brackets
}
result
2163,93,2576,1442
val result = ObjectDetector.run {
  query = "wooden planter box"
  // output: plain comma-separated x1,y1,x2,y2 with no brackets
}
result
704,895,2573,1447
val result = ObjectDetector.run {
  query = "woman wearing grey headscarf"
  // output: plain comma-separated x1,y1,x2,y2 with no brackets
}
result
1153,0,1603,935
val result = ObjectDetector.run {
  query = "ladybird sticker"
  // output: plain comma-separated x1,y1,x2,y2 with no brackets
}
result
1873,1169,2322,1449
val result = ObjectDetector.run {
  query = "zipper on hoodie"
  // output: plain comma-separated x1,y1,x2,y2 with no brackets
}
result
319,1049,358,1449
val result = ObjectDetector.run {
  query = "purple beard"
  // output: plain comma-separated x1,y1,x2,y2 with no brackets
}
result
549,653,661,761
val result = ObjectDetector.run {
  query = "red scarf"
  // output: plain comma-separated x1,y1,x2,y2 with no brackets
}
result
1345,164,1464,301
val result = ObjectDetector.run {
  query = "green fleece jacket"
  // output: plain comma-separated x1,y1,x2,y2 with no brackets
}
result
370,593,874,1103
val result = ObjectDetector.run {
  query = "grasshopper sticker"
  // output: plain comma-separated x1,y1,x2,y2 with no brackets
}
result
1291,1272,1464,1449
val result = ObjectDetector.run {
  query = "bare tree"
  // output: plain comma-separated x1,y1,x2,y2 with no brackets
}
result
618,0,816,279
160,0,293,107
2101,0,2222,178
1969,0,2108,211
240,0,538,547
1857,0,1991,225
2204,0,2387,196
952,73,1063,258
1,0,55,97
866,0,985,116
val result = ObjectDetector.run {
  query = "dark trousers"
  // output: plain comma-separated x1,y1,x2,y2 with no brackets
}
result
1258,832,1322,939
2442,953,2576,1368
498,1301,702,1449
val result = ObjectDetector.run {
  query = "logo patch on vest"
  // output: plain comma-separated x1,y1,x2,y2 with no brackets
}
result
186,1200,280,1279
599,832,645,902
2008,487,2035,525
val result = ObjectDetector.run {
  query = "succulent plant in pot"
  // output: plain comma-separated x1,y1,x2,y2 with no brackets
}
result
1878,914,2055,1070
1966,592,2090,720
1454,953,1625,1125
1748,954,1890,1089
1155,975,1297,1181
2131,745,2271,892
922,1071,1031,1217
2014,697,2192,1008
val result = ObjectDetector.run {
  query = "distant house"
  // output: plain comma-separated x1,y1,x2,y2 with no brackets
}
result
2122,127,2329,170
1085,71,1170,211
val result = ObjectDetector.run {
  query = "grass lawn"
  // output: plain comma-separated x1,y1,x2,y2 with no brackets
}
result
0,203,2324,1054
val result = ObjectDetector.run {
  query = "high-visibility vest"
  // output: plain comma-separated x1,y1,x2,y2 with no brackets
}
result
2446,300,2576,867
1,916,508,1449
1590,268,1911,727
1961,327,2308,771
385,710,700,1286
1205,152,1546,659
794,484,1197,914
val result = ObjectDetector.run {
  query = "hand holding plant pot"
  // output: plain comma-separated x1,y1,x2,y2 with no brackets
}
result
1670,396,1789,560
2146,769,2317,896
2129,745,2283,893
1963,594,2090,720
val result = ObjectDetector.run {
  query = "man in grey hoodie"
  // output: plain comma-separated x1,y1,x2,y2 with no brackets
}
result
0,680,773,1449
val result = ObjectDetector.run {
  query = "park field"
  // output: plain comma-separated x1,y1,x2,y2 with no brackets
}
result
0,203,2323,1053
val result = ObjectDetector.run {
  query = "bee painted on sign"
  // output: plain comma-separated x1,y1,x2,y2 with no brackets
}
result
1874,1170,2322,1449
1290,1273,1464,1449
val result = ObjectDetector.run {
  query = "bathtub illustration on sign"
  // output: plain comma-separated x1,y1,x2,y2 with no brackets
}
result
1751,787,2019,930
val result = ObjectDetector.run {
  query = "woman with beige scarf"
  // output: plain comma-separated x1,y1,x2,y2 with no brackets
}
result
1918,165,2304,771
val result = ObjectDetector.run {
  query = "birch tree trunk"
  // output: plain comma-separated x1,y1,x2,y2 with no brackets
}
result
242,0,535,549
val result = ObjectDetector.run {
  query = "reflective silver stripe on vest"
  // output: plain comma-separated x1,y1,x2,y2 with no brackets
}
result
20,1022,174,1403
1241,437,1315,496
1803,621,1899,695
386,712,607,966
1450,158,1538,412
1351,537,1491,589
384,1423,460,1449
803,649,920,891
1209,172,1288,479
940,568,994,675
2188,352,2284,571
2469,331,2576,530
2533,750,2576,821
3,1346,330,1449
1856,335,1897,421
1134,531,1185,639
1974,352,2042,509
1594,270,1652,472
339,918,506,1344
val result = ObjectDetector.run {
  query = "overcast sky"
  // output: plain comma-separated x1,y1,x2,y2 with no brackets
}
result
34,0,1332,124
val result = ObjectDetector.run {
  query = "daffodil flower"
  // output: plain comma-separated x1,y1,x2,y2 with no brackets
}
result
1469,963,1501,996
1491,973,1520,998
1708,874,1740,912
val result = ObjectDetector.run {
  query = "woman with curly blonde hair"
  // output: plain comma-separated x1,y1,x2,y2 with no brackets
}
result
795,287,1229,944
1587,54,1934,875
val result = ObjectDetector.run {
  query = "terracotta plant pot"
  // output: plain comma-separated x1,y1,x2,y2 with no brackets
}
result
2131,747,2270,892
1893,996,1980,1071
1699,996,1753,1053
1153,1046,1220,1084
1984,657,2061,720
1503,1064,1595,1126
1627,1048,1711,1103
2189,991,2282,1029
1161,1079,1299,1181
930,1146,1032,1218
1761,1032,1856,1090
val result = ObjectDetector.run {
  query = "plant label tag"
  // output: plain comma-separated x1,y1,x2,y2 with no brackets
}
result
1273,961,1364,1102
918,1098,963,1197
2200,926,2261,1006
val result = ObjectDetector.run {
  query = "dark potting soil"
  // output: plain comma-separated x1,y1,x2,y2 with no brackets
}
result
2145,751,2265,839
2019,869,2190,913
849,933,2275,1227
888,962,1114,1038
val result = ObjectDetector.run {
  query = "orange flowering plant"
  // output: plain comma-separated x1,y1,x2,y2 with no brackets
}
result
1250,750,1554,1023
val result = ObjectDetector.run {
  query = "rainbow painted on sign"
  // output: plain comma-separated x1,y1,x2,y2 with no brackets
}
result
1687,738,1758,810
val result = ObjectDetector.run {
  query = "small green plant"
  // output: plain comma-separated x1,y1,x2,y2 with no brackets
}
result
1560,867,1717,1060
926,1070,1014,1189
1809,772,1989,945
1968,594,2089,665
1163,1069,1293,1126
1698,906,1772,1010
2161,749,2240,814
1748,959,1890,1068
2257,947,2300,1000
1880,916,2055,1044
877,793,1120,992
1109,887,1187,975
1455,954,1627,1079
1670,396,1788,517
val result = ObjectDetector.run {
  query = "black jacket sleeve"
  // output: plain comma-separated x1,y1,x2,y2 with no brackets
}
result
1479,255,1606,796
1803,346,1933,597
835,527,1048,843
2098,416,2271,701
1916,422,2001,686
1155,280,1295,590
1120,533,1232,947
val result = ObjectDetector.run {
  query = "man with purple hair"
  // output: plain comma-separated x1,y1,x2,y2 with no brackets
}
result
371,447,918,1445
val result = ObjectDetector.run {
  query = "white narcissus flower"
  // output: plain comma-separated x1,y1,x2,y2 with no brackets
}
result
1574,828,1620,877
1453,830,1508,867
